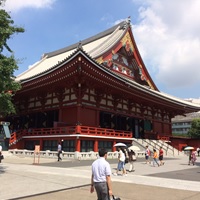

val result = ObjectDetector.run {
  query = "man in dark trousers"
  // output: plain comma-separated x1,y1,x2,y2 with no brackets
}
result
90,148,112,200
57,142,62,161
159,146,164,166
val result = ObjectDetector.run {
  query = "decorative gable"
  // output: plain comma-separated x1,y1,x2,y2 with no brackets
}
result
96,30,156,90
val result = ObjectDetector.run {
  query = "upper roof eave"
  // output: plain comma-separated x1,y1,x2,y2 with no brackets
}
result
44,21,127,59
16,20,129,81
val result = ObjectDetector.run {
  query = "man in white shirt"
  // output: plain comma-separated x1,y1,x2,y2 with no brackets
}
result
90,148,112,200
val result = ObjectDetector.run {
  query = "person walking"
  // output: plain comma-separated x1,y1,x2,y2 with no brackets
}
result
0,143,2,163
113,147,127,176
57,142,62,161
145,145,151,164
128,149,137,172
90,148,112,200
188,150,192,165
197,147,200,157
159,147,164,166
190,150,197,165
153,149,159,167
122,147,129,174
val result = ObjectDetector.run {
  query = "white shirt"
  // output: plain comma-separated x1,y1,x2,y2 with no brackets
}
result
145,148,150,156
57,144,62,151
119,150,125,162
92,157,111,183
0,145,2,152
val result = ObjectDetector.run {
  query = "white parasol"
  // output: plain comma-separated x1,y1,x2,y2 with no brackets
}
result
184,146,194,151
128,145,140,151
113,142,127,147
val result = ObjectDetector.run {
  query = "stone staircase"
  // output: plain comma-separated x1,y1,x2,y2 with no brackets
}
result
131,138,185,157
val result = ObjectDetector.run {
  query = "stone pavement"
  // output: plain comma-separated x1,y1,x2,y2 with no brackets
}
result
0,152,200,200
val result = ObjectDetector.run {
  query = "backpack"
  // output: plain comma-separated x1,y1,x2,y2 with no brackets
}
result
148,149,151,156
145,149,150,156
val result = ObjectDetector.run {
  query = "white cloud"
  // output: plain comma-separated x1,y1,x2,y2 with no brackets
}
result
3,0,56,12
131,0,200,90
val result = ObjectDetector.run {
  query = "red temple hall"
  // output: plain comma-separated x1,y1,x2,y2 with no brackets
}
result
7,18,200,152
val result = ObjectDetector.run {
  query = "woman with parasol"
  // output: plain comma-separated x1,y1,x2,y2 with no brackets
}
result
184,146,196,165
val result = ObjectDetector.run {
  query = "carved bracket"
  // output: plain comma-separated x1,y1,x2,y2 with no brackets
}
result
55,87,65,103
94,89,104,107
37,92,47,108
112,95,121,111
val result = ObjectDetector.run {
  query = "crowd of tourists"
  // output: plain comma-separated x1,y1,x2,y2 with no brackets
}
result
112,144,166,177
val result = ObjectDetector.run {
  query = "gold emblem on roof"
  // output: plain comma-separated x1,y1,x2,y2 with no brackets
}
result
121,32,135,52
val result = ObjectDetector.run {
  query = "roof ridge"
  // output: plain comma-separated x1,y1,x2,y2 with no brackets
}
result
89,24,126,58
43,20,128,59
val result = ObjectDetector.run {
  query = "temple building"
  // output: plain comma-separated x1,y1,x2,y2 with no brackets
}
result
7,18,200,152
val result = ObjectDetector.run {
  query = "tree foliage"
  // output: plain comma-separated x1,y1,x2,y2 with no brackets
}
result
0,1,24,117
187,118,200,139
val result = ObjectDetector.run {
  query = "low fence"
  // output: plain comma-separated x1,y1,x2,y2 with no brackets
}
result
8,149,146,160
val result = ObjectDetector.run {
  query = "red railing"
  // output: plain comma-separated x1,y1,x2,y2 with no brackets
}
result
77,126,132,138
157,135,170,141
9,125,132,146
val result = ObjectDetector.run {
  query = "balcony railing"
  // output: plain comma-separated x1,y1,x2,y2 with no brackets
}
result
9,125,132,146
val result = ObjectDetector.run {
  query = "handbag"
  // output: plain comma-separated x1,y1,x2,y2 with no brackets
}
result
119,157,124,162
125,157,129,163
132,155,136,161
112,195,121,200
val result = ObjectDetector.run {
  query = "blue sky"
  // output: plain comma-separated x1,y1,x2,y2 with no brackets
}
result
2,0,200,99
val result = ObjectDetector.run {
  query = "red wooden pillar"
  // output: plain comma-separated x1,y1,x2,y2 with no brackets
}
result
112,141,116,152
96,110,99,127
94,140,98,152
39,139,43,150
76,137,81,152
58,108,62,121
76,125,81,134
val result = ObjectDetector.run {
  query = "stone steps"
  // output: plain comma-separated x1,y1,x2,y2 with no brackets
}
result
131,138,185,157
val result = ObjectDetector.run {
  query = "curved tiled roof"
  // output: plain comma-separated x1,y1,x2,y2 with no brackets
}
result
16,21,127,81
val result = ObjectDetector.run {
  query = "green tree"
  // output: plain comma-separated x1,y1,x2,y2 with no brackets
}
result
187,118,200,138
0,0,24,117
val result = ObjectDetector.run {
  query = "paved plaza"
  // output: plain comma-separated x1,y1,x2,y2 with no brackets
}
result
0,152,200,200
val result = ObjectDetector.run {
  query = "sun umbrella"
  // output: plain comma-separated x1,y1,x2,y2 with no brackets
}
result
184,146,194,151
128,145,140,151
113,142,127,147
